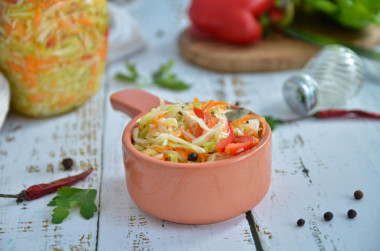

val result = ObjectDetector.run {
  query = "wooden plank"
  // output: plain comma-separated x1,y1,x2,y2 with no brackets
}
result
1,0,380,250
0,86,104,250
218,74,380,250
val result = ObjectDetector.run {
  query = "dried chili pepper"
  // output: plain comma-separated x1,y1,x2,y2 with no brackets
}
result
315,109,380,119
266,109,380,130
0,168,93,203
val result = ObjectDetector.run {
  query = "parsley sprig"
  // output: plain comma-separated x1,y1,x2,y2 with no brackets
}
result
47,187,98,224
115,59,191,91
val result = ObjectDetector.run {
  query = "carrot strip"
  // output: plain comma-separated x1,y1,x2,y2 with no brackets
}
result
34,6,42,29
28,93,50,103
152,118,159,127
258,117,266,137
180,129,193,142
77,18,95,27
174,148,188,160
202,100,214,110
245,128,259,138
198,153,210,162
151,146,172,151
193,97,199,103
211,101,229,107
157,113,167,119
207,117,219,128
4,23,12,35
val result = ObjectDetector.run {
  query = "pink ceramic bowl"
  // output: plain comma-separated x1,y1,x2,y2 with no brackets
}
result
110,89,272,224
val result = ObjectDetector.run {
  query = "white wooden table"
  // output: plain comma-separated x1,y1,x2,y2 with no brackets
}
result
1,1,380,250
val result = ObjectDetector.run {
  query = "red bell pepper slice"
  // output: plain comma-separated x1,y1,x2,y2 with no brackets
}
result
224,136,254,155
215,121,235,153
193,107,205,120
194,125,204,137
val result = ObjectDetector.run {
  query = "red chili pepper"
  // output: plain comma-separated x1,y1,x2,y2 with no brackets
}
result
189,0,275,44
315,109,380,119
0,168,93,203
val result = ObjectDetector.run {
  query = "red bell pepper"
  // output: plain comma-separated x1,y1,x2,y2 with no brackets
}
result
193,107,205,120
189,0,274,44
215,121,235,152
225,136,254,155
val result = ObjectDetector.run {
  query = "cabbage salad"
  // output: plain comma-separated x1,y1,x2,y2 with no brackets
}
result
133,98,267,163
0,0,108,117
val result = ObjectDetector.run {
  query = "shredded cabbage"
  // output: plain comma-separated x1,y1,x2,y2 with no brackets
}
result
0,0,108,117
133,99,266,163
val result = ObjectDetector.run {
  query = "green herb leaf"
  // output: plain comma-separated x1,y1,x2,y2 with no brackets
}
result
115,59,191,91
115,62,139,82
152,59,175,82
51,207,70,224
225,108,249,122
152,60,191,91
47,187,98,224
264,116,284,131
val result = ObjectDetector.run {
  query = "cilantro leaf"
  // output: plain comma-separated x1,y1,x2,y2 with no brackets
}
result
47,187,98,224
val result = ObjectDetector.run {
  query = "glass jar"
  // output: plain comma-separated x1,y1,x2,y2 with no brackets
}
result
283,45,364,116
0,0,108,117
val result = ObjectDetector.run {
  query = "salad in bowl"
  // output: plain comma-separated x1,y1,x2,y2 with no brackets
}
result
133,98,267,163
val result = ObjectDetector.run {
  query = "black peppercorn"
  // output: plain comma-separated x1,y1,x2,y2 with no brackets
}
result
187,152,198,161
324,212,333,221
354,190,363,200
347,209,357,219
297,219,305,226
62,158,74,170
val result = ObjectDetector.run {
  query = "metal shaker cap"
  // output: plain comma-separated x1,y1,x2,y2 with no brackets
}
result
283,73,318,116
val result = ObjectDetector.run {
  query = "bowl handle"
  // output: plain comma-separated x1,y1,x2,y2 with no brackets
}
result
110,89,166,118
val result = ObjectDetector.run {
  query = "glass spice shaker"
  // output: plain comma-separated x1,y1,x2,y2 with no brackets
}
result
283,45,364,116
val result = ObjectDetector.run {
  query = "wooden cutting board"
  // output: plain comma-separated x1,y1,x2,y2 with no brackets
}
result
178,25,380,73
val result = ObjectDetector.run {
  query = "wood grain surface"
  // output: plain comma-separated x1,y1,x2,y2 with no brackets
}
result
178,25,380,73
1,0,380,250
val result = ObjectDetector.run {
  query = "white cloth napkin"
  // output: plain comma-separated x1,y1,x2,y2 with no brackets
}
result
0,71,10,131
107,2,145,63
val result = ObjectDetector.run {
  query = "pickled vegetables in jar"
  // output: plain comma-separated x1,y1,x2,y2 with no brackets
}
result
0,0,108,117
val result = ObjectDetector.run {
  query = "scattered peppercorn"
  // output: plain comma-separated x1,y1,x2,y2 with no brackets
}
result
234,101,240,106
297,219,305,226
187,152,198,161
347,209,357,219
324,212,333,221
354,190,363,200
62,158,74,170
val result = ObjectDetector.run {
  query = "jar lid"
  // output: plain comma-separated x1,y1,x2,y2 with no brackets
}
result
282,73,318,116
